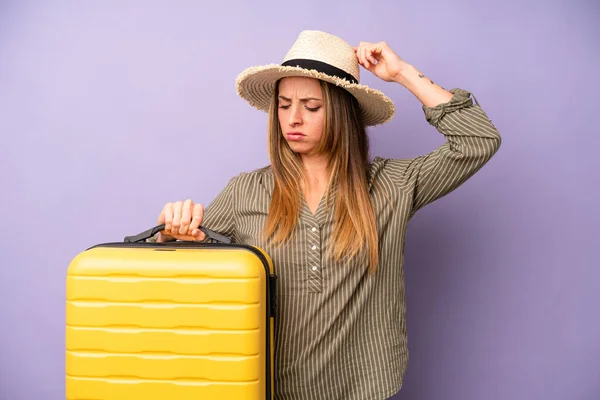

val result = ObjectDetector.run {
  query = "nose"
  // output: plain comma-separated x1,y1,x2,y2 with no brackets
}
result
288,104,302,127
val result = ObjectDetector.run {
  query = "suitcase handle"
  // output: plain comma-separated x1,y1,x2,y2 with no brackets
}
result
123,224,232,244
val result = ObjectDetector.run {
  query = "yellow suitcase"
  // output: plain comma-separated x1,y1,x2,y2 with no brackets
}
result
65,224,277,400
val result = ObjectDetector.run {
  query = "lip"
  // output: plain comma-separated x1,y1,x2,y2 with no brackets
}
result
286,132,305,141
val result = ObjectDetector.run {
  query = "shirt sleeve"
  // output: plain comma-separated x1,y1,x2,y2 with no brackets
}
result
378,88,502,214
199,175,239,242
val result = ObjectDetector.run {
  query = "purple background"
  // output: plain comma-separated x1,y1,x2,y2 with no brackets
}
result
1,1,599,399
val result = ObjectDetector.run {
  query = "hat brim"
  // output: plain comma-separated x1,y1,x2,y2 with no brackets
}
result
235,64,395,126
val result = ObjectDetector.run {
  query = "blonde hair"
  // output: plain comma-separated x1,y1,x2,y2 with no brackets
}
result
262,79,378,273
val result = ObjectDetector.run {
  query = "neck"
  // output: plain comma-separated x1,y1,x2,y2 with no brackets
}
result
300,153,330,193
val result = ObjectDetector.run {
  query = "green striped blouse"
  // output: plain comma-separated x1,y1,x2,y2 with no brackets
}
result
156,88,501,400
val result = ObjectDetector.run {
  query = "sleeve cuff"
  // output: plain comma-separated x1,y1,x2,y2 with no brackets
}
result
422,88,475,127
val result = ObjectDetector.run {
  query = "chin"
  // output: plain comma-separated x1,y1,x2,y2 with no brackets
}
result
286,142,310,153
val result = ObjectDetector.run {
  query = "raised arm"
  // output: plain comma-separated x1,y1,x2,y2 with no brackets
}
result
355,41,501,211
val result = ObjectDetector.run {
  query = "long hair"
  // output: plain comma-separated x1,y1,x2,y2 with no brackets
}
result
262,79,379,273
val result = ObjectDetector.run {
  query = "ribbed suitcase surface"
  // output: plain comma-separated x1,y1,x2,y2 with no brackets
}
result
66,242,275,400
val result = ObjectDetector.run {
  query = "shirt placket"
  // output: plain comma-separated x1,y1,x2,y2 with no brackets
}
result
306,221,323,292
299,204,324,293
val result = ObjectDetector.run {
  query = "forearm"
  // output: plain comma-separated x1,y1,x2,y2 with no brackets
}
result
402,87,502,211
394,64,453,108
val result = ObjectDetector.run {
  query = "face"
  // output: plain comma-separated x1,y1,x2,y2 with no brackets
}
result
277,77,325,156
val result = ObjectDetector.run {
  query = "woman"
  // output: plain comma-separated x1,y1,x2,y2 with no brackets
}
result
153,30,501,400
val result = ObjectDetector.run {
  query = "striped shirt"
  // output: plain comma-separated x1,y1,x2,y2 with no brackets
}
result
175,88,500,399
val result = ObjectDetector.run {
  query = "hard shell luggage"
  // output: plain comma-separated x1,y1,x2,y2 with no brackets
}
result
65,224,277,400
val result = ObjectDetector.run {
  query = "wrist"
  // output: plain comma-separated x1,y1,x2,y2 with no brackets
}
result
392,64,413,86
393,64,420,88
392,64,453,107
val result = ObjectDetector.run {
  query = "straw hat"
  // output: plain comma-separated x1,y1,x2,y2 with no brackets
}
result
235,30,396,126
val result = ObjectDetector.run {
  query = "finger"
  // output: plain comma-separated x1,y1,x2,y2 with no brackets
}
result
365,46,375,67
368,45,379,64
356,44,365,67
190,203,204,238
364,47,375,69
178,233,202,242
354,43,364,65
163,202,173,232
179,199,193,235
172,201,183,235
354,42,368,53
354,45,362,65
360,45,370,68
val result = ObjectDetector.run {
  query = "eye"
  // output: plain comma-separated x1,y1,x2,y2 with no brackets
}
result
306,106,321,112
279,105,290,109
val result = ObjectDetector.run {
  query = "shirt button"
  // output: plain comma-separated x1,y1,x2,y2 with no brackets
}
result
311,227,317,232
311,245,317,250
312,266,318,271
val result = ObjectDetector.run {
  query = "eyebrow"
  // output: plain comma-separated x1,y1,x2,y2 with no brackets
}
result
278,95,322,102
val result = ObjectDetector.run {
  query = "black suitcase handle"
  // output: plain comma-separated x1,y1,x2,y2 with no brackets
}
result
124,224,232,244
